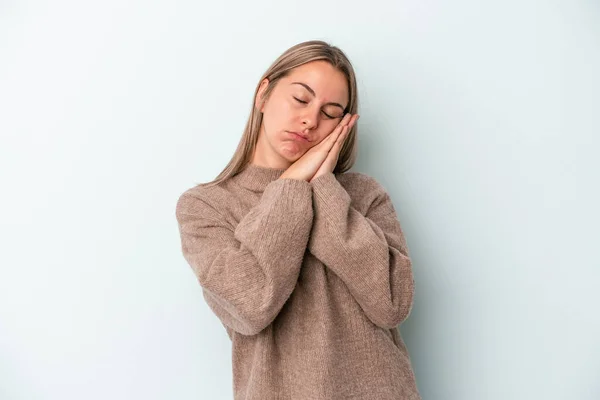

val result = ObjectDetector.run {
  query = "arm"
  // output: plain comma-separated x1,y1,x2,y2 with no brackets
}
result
175,178,313,336
308,172,415,329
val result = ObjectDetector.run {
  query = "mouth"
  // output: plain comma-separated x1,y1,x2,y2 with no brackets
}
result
288,131,310,142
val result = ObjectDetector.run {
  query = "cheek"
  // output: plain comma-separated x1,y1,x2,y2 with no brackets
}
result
278,99,297,123
265,99,295,129
318,120,340,139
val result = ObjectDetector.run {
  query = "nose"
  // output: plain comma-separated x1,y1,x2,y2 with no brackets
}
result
301,107,320,132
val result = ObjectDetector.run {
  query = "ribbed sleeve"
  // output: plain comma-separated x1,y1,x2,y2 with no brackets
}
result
175,178,313,336
308,172,415,328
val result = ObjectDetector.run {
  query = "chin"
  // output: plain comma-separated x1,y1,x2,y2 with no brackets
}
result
277,151,302,163
277,142,308,161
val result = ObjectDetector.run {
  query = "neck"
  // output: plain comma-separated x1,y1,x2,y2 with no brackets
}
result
232,162,288,191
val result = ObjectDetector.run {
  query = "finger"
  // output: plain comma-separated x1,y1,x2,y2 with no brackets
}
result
314,122,346,150
333,125,349,148
326,127,346,160
329,122,351,150
312,114,354,152
332,115,351,137
340,124,349,139
344,114,358,131
336,114,355,136
329,127,348,164
339,113,352,126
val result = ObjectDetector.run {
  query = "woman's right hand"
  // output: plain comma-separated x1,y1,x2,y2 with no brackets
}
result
280,113,357,182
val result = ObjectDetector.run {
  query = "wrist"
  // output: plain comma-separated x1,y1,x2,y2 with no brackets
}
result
279,172,307,182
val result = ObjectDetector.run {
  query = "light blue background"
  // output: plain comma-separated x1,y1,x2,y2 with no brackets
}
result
1,1,598,399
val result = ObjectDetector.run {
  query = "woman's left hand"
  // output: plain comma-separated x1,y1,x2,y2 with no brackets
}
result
309,114,359,182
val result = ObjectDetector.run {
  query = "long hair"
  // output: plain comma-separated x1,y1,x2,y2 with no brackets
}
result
200,40,359,187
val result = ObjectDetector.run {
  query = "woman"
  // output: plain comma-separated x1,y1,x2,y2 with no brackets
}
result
175,40,421,399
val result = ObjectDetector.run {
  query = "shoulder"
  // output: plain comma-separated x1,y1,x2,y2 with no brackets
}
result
175,182,232,221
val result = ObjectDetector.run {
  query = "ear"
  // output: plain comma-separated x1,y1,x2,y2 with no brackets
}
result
255,78,270,113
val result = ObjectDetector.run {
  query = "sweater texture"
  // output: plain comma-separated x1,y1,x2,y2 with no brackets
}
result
175,163,421,400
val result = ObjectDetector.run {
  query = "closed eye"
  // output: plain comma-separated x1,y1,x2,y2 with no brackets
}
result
293,97,336,119
293,97,307,104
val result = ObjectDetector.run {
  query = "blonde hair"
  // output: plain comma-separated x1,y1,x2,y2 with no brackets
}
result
201,40,359,187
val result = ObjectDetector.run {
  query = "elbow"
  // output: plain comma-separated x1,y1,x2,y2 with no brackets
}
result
371,279,416,329
372,250,415,328
235,310,279,336
208,307,275,336
373,305,412,329
202,288,281,337
227,292,285,336
235,323,264,336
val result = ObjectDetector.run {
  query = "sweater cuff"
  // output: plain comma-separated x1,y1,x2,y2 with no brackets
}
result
310,172,351,219
266,176,313,196
261,177,313,218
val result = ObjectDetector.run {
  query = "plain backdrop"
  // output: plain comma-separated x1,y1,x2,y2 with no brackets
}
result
1,1,599,399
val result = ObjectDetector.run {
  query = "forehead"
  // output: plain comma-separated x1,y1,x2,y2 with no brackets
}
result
285,61,348,104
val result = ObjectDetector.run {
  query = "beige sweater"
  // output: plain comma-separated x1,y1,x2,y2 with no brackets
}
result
175,163,421,400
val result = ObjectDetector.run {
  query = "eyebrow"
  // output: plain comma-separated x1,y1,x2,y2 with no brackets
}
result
291,82,346,111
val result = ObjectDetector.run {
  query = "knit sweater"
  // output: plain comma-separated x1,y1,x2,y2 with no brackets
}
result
175,163,421,400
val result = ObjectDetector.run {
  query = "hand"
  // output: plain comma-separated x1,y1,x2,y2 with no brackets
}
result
280,113,359,182
309,113,359,182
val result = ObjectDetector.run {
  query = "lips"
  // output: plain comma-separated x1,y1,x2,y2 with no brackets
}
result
288,131,310,142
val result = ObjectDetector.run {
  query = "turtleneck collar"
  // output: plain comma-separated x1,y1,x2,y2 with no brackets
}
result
231,163,288,191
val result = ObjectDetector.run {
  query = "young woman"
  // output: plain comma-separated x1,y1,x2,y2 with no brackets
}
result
176,40,421,399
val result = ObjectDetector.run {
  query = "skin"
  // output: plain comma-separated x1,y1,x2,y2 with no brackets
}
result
252,60,359,182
